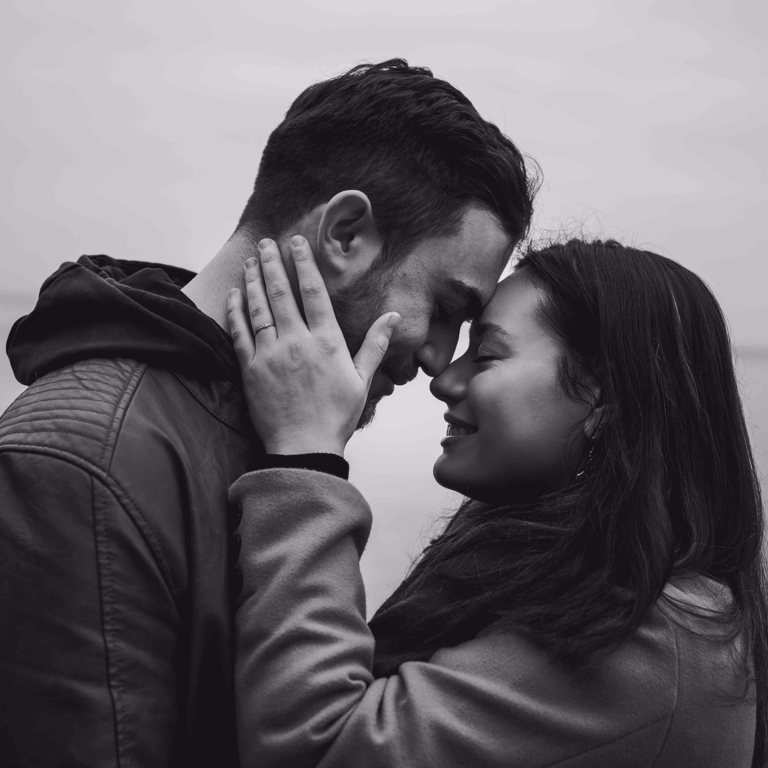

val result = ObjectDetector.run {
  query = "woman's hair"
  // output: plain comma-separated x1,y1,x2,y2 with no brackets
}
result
377,239,767,764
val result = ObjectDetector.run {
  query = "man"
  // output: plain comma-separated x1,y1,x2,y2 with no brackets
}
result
0,60,534,766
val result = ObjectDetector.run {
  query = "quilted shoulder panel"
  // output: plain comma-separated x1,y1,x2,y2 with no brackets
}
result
0,359,146,469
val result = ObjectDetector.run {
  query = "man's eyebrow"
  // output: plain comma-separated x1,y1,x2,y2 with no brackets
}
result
445,279,484,319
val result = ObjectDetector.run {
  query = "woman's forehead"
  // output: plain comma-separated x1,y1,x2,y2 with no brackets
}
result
480,271,544,325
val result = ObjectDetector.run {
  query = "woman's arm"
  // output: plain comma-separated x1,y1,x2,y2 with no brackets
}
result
226,238,677,767
230,468,676,768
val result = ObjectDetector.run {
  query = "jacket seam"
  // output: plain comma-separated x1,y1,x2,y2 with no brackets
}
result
170,372,250,434
542,713,672,768
649,615,681,767
91,472,125,768
0,443,181,600
101,362,147,471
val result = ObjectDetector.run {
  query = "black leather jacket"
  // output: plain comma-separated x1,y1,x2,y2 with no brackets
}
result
0,257,259,766
0,359,256,766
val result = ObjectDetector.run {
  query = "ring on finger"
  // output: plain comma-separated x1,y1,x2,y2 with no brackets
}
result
253,321,276,335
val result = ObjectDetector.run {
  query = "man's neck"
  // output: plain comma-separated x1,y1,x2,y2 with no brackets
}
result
181,231,262,331
184,210,323,330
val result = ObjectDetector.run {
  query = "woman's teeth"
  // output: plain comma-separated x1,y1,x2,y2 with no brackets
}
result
447,423,476,437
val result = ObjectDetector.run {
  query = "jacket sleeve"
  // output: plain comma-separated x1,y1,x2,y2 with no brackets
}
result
0,449,180,767
229,469,675,768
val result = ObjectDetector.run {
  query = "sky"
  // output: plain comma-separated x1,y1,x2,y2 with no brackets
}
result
1,0,767,610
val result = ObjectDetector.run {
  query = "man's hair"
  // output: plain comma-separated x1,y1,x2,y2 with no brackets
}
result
237,59,536,265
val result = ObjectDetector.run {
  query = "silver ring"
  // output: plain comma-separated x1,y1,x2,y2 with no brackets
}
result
254,321,275,335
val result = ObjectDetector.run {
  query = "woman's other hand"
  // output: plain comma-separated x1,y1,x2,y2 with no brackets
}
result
227,236,400,457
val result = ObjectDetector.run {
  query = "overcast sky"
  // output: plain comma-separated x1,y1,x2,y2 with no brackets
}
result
2,0,766,608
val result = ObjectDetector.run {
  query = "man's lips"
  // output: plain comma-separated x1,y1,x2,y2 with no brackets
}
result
371,367,417,401
384,367,418,387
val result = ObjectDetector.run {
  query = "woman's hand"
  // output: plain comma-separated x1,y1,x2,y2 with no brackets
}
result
227,236,400,457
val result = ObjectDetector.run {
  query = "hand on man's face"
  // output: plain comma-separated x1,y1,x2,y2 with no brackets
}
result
229,236,401,453
334,206,515,427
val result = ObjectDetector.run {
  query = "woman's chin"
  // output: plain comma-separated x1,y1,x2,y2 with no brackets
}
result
433,456,551,506
433,455,474,497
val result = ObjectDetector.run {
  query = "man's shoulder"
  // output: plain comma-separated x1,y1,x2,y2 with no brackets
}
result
0,356,254,475
0,358,149,469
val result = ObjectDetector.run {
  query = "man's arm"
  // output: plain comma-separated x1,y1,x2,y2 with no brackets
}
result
0,449,180,767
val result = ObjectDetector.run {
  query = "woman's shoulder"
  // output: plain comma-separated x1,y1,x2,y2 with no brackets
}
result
654,574,748,691
429,575,753,765
464,574,745,696
647,574,755,762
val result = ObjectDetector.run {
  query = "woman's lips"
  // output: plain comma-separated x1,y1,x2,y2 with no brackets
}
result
441,413,478,444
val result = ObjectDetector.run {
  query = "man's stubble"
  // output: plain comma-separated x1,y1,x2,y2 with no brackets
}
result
330,258,397,430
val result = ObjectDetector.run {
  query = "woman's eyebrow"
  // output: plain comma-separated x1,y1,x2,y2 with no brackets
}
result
471,321,514,344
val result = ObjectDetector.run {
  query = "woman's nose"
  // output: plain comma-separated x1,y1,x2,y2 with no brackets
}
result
430,355,468,404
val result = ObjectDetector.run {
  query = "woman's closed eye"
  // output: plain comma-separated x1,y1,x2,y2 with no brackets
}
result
474,347,501,364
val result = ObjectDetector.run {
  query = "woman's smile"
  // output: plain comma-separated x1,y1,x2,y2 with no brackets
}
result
430,272,594,502
442,413,478,443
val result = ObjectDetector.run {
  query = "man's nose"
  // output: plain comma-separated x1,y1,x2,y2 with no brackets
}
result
414,323,461,378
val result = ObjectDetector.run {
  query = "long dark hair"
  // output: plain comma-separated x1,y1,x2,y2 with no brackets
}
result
370,239,767,765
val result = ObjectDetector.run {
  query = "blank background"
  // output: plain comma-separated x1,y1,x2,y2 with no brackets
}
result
2,0,766,611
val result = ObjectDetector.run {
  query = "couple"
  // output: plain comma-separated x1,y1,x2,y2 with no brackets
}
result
0,59,764,767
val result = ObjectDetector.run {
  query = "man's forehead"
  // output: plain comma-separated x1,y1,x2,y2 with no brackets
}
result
441,249,510,300
407,206,514,302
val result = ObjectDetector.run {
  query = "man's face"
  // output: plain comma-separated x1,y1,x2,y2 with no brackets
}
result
332,206,514,427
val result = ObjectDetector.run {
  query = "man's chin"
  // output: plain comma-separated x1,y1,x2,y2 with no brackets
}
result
357,369,397,429
356,398,379,430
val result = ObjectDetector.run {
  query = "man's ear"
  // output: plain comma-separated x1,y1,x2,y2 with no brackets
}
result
317,190,382,288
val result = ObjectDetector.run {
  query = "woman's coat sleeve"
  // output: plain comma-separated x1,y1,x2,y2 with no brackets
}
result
229,468,678,768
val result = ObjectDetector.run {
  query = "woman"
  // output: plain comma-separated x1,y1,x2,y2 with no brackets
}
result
226,236,766,767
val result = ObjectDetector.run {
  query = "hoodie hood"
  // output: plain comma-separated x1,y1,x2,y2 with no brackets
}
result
7,255,239,385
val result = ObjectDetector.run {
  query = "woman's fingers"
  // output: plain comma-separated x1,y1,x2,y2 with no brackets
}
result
244,257,276,341
289,236,337,332
353,313,401,390
227,288,255,362
258,239,303,332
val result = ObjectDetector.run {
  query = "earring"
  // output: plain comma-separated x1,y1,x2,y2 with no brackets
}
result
575,422,604,481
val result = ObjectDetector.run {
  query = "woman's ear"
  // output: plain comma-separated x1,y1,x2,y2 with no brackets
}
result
316,190,383,287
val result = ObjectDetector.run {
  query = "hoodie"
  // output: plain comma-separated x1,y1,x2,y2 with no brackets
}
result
7,254,238,385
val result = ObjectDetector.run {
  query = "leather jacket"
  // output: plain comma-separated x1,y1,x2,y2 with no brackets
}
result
0,256,260,766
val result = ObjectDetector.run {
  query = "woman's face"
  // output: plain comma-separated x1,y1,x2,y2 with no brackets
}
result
430,271,593,504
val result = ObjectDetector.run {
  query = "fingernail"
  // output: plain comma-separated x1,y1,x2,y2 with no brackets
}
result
245,257,257,268
387,313,401,329
291,235,304,248
228,288,239,298
258,238,273,250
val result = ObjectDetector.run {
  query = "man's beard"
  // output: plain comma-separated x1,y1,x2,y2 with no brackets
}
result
357,398,379,430
329,260,393,430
